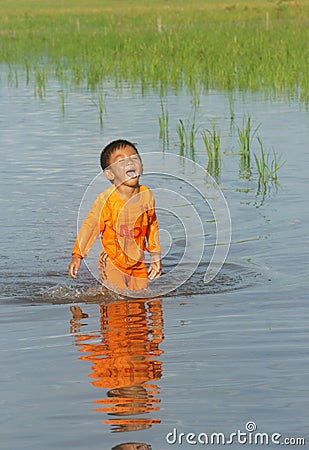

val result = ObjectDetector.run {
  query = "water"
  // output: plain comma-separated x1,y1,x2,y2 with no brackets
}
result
0,77,308,449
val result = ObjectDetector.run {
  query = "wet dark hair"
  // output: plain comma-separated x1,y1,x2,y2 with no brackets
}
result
112,444,151,450
100,139,141,170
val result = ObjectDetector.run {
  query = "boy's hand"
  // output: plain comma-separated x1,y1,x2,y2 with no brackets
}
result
68,255,82,279
148,253,162,280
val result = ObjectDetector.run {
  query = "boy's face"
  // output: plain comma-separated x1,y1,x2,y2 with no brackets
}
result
104,145,143,187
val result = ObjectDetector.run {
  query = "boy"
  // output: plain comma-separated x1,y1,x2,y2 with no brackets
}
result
68,139,162,291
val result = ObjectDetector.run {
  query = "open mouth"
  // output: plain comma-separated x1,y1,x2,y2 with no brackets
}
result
126,169,138,179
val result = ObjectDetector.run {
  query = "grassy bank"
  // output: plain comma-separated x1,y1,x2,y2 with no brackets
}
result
1,0,309,100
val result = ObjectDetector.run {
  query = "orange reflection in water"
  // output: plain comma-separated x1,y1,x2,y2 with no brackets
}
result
71,298,164,433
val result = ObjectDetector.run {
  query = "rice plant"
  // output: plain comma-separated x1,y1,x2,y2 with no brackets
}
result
34,65,48,99
58,90,65,117
7,66,19,88
176,115,198,159
201,123,222,179
177,120,186,157
158,99,169,150
91,92,106,129
190,82,202,112
254,136,285,198
227,93,235,122
238,114,260,178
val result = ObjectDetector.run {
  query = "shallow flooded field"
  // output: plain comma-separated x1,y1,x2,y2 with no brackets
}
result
0,77,308,449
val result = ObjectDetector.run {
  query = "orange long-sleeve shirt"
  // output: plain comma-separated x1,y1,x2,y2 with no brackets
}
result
72,185,161,269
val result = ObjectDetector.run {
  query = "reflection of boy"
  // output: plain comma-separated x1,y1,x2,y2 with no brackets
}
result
70,299,163,432
73,301,163,389
68,139,161,291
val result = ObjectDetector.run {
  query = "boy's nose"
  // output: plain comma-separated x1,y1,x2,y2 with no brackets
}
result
126,157,136,165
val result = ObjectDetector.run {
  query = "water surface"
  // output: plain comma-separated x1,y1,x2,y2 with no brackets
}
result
0,78,308,449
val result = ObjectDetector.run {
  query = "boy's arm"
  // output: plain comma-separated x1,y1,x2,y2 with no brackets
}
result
146,207,161,254
146,205,162,280
68,195,105,279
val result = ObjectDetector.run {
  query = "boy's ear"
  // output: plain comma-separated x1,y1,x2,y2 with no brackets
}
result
141,163,144,174
104,168,114,181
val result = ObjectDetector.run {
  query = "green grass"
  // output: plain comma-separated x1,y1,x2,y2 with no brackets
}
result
201,123,222,180
200,112,285,198
177,115,198,159
158,100,169,150
91,92,106,129
1,0,309,100
238,114,261,178
254,136,285,199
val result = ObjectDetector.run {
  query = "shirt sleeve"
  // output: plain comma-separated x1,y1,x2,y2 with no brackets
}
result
146,198,161,254
72,194,106,259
